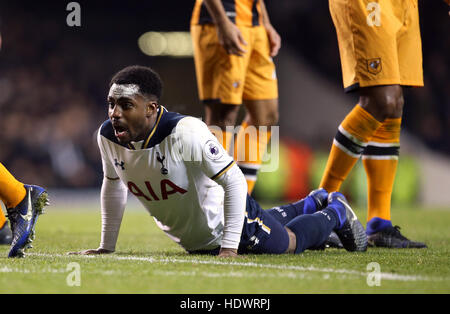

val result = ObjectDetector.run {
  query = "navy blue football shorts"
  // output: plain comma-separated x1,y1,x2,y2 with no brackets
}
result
189,195,290,255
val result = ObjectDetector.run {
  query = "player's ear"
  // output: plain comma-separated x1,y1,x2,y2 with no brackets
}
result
146,102,158,117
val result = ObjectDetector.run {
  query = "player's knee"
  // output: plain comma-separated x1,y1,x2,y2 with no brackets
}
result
266,110,279,126
249,109,279,127
210,117,238,130
382,90,404,118
205,103,240,129
360,86,404,121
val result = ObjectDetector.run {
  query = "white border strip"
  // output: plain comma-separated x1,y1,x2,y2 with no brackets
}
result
362,155,399,160
366,141,400,148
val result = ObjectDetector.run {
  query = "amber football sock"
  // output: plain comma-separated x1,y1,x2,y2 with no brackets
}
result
363,118,401,226
0,162,26,209
234,121,271,195
0,163,26,227
0,209,6,229
320,105,382,192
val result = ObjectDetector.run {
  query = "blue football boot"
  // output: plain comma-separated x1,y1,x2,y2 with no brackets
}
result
327,192,367,252
303,188,329,214
0,221,12,245
6,185,49,258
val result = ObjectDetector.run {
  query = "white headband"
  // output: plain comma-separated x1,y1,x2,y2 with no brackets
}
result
109,83,142,98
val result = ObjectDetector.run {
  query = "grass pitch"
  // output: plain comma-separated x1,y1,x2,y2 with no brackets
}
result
0,202,449,294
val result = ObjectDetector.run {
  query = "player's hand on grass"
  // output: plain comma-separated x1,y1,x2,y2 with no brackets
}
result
218,247,238,258
68,248,114,255
216,20,247,56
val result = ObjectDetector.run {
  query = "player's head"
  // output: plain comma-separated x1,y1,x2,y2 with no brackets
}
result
107,65,163,144
109,65,163,102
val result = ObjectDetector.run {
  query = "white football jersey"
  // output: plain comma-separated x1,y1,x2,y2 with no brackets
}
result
97,106,236,251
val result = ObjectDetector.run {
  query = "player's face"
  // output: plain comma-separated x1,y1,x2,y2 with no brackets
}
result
107,93,157,144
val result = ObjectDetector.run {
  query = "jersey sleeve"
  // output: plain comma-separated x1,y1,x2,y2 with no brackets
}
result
175,117,235,180
97,128,119,179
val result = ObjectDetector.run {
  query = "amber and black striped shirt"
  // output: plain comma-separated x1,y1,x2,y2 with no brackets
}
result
191,0,262,27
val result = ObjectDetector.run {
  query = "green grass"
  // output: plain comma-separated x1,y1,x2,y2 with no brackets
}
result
1,204,449,294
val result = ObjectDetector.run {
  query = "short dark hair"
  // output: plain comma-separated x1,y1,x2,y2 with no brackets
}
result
110,65,163,101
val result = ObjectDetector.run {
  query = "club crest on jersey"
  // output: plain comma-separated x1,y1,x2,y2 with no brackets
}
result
114,158,125,170
156,152,168,175
204,140,223,161
366,58,382,74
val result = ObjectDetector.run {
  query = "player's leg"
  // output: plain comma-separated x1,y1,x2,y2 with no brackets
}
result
359,85,402,232
239,194,333,254
204,103,240,152
0,162,26,245
319,103,382,192
6,184,49,257
235,25,278,195
265,188,328,226
326,0,425,248
240,192,365,254
285,192,367,253
363,1,424,248
0,162,27,210
191,24,251,153
234,99,278,194
322,0,403,192
0,162,49,256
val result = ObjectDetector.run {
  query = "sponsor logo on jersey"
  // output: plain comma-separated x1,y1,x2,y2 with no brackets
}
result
114,158,125,170
128,179,187,201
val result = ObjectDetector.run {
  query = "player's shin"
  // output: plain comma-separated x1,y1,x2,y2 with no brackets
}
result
234,121,271,194
363,118,401,234
266,188,328,225
285,209,339,253
0,211,6,229
319,104,381,192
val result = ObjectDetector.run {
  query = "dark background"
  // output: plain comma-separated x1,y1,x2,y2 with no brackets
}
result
0,0,448,188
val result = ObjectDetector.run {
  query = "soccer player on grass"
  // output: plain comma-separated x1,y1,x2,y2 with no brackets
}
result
72,66,367,257
320,0,449,248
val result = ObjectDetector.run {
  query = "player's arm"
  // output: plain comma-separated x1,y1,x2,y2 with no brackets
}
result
213,163,247,258
259,0,281,57
69,131,128,255
203,0,247,56
69,176,127,255
177,118,247,257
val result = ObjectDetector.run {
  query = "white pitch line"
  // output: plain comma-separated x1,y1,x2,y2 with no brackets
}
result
27,253,449,283
0,265,122,276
